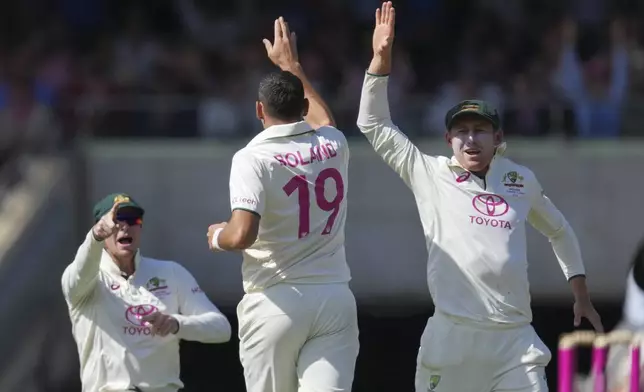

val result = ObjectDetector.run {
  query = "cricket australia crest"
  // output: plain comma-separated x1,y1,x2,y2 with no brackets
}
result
428,374,441,390
114,194,130,203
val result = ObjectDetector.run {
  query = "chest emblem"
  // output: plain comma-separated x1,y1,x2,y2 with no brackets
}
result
501,171,526,196
145,277,168,292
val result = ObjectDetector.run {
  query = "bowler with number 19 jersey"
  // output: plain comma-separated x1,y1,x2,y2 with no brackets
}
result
228,120,359,392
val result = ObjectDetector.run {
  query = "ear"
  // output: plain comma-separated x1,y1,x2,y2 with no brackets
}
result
256,101,264,122
444,130,452,145
302,98,310,117
494,128,504,146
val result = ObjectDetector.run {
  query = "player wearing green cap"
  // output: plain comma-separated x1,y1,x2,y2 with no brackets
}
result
357,3,603,391
62,193,231,392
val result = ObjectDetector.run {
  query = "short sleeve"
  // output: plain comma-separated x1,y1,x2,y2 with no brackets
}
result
229,150,265,216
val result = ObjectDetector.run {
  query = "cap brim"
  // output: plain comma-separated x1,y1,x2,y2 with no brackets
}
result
447,110,498,129
116,203,144,215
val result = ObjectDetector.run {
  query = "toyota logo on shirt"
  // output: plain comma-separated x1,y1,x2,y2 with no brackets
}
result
472,194,509,217
125,304,158,326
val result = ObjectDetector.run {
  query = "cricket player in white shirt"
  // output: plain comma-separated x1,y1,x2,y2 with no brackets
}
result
600,241,644,392
206,17,359,392
358,3,604,391
62,193,231,392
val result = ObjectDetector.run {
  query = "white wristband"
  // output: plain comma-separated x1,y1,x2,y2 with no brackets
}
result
211,228,224,250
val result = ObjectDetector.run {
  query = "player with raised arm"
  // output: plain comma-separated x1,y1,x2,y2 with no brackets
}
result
357,3,603,391
205,17,359,392
62,193,231,392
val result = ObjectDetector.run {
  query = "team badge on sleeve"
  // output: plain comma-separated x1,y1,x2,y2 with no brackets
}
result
428,374,441,390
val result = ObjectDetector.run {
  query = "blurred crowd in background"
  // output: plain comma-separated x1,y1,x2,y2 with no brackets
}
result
1,0,644,172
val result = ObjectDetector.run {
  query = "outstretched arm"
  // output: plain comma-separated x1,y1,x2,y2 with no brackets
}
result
527,177,603,332
263,17,335,128
61,202,122,306
171,263,231,343
357,2,429,187
61,231,104,306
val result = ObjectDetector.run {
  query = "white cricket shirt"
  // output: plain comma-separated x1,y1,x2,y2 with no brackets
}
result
229,121,351,293
61,231,231,392
623,267,644,327
358,73,586,326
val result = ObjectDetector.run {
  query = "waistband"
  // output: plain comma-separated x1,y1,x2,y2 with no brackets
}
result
434,309,530,330
124,387,178,392
245,281,350,294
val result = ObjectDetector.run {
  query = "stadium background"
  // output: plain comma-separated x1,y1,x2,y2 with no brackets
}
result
0,0,642,390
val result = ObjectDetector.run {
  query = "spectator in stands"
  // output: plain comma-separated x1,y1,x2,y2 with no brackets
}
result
552,18,630,138
0,73,60,165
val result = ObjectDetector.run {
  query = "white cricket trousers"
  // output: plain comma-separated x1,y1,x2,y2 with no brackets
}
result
237,282,359,392
415,311,551,392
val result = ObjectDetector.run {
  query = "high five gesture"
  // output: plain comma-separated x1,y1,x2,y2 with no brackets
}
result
369,1,396,76
261,16,336,128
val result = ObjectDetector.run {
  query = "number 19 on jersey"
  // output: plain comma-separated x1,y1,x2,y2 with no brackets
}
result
283,168,344,239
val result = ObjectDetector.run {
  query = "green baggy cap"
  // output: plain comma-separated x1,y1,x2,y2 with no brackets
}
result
445,100,501,130
93,193,144,221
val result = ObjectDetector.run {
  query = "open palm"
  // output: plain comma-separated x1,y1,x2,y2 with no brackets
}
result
373,2,395,56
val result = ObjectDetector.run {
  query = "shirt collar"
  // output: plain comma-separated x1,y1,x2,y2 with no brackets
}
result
100,249,142,277
247,121,313,146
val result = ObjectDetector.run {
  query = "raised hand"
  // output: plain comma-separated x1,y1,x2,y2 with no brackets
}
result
373,2,395,57
92,202,121,241
263,17,299,71
368,2,396,75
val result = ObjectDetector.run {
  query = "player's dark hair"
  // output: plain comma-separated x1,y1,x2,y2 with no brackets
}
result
258,71,306,121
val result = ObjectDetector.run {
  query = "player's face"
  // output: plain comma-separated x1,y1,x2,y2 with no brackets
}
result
446,116,501,172
104,207,142,260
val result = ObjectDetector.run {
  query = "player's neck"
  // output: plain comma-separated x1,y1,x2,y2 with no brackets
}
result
471,167,489,179
262,117,302,128
109,253,136,277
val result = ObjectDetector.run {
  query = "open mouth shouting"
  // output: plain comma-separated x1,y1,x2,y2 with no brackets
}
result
117,235,135,249
464,148,482,157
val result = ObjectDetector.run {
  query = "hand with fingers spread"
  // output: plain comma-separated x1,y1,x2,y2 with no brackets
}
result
263,16,299,72
373,2,396,57
573,297,604,332
368,1,396,75
141,312,180,337
92,202,122,241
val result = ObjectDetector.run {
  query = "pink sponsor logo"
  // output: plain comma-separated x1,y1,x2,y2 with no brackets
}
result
191,286,203,294
456,172,471,183
472,194,509,217
125,304,158,326
470,193,512,230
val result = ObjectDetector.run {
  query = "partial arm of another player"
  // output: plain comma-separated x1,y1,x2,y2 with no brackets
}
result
170,263,231,343
263,17,335,128
207,151,263,252
357,2,426,185
527,178,603,331
61,202,121,306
